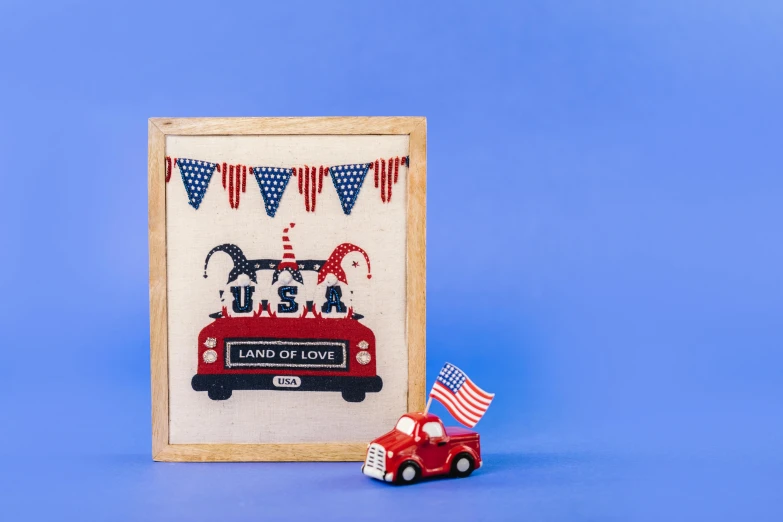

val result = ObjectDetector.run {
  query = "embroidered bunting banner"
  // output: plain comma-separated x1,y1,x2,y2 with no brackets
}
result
167,155,407,215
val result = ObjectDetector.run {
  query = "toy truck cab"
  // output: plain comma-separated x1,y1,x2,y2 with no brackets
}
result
362,412,481,484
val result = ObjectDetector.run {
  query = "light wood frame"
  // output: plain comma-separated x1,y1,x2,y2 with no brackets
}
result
149,117,426,462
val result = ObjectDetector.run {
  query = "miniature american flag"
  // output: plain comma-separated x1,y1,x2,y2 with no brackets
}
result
429,363,494,428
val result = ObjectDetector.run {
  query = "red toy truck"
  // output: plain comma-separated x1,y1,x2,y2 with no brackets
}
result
362,412,482,484
191,315,383,402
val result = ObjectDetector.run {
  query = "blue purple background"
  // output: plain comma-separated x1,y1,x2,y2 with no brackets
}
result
1,1,781,520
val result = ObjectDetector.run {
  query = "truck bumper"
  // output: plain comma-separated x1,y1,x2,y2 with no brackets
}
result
361,465,385,481
361,465,394,482
191,373,383,393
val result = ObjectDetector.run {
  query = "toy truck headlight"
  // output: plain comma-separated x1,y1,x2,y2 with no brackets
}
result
203,349,218,363
356,351,371,365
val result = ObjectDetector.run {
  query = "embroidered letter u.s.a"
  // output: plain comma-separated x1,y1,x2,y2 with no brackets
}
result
278,286,299,313
322,286,347,314
230,286,255,313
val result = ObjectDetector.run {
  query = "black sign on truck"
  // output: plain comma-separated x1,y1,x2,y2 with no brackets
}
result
225,338,348,370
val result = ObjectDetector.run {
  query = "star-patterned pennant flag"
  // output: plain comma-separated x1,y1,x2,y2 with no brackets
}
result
329,163,370,215
252,167,293,217
177,158,217,209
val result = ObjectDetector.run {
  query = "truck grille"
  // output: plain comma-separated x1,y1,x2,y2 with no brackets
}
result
365,443,386,474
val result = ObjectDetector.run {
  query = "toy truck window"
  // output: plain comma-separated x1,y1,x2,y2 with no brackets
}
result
395,416,416,435
422,422,444,438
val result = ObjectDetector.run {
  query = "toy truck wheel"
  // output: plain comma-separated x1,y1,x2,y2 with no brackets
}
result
451,453,475,478
207,382,232,401
341,389,366,403
396,461,421,485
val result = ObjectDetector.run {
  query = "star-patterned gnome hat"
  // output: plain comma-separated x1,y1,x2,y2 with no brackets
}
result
317,243,372,285
203,243,256,284
272,223,304,285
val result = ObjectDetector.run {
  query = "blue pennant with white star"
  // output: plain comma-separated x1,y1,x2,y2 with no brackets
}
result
177,158,217,209
252,167,293,217
329,163,370,215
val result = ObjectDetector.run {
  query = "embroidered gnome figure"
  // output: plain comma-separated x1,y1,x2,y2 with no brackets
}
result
203,243,259,318
316,244,372,319
270,223,305,318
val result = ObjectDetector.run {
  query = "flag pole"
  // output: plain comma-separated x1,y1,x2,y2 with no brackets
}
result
423,396,432,414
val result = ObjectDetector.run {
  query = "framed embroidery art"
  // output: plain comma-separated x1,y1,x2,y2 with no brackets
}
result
149,117,426,462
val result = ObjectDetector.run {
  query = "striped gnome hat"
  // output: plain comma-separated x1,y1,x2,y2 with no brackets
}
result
317,243,372,285
273,223,304,284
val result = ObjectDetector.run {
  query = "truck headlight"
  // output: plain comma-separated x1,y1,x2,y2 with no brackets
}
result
203,349,218,363
356,351,371,365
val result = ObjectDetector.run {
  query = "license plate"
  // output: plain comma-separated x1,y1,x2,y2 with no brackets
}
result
273,376,301,388
225,338,347,370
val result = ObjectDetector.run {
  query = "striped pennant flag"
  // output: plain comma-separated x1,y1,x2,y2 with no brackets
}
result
428,363,494,428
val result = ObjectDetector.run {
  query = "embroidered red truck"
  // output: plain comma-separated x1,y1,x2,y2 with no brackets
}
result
192,314,382,402
362,412,481,484
191,236,382,403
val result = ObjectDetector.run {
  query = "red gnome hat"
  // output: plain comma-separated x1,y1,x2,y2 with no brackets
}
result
273,223,304,284
278,223,297,270
317,243,372,285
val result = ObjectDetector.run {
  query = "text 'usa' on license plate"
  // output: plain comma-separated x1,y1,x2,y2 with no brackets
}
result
225,339,347,370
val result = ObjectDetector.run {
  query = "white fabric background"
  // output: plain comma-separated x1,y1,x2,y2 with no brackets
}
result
165,135,410,444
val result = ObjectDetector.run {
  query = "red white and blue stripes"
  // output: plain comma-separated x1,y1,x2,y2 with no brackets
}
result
429,363,494,428
373,156,407,204
296,165,328,213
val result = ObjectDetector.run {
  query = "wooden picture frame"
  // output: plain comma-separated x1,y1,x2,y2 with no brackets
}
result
149,117,426,461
